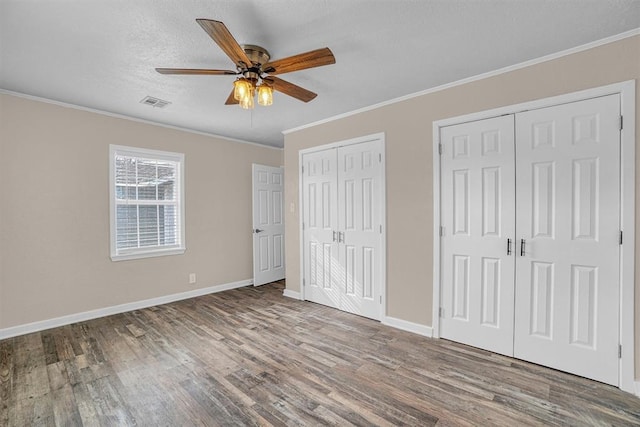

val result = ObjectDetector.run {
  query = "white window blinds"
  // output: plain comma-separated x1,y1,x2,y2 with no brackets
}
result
109,145,185,261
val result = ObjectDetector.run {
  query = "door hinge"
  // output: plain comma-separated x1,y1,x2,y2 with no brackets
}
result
619,230,623,245
380,224,383,234
439,307,444,318
619,344,622,358
302,222,305,230
379,153,382,162
620,115,624,131
440,226,444,237
379,295,382,304
303,278,306,287
301,165,304,174
438,143,443,155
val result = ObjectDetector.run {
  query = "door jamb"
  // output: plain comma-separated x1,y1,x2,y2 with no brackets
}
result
298,132,387,320
432,80,636,393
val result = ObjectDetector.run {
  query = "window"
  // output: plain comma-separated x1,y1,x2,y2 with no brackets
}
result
109,145,185,261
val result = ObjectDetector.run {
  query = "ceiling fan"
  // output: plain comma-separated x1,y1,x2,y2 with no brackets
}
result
156,19,336,109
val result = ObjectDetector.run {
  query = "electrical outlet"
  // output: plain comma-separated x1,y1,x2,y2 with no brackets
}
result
189,273,196,284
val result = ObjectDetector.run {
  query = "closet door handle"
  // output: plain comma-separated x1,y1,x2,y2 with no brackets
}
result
338,231,345,243
507,238,512,256
520,239,526,256
333,230,337,242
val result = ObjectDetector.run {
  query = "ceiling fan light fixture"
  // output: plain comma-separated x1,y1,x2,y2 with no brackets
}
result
156,20,335,109
257,83,273,106
233,78,252,101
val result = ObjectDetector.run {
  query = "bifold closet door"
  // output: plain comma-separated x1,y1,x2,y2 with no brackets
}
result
302,138,384,321
337,141,384,320
302,148,340,308
513,94,621,385
440,115,516,356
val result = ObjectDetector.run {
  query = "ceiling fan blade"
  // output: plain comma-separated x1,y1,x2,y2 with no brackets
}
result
156,68,237,75
264,47,335,75
196,19,252,67
266,76,317,103
225,89,239,105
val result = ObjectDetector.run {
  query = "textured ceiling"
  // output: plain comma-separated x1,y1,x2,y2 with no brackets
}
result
1,0,639,148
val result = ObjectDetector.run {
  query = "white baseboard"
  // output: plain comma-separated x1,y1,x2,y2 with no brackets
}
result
283,289,302,300
0,279,253,340
382,316,433,338
634,381,640,398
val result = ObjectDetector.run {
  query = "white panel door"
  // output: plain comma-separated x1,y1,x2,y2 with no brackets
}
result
252,164,285,286
302,149,340,308
514,94,621,385
302,137,384,320
337,140,383,320
440,116,516,356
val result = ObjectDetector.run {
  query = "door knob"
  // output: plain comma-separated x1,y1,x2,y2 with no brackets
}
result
520,239,526,256
254,228,264,233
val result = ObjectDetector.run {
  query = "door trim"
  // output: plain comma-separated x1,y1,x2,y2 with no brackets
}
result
432,80,636,393
298,132,387,320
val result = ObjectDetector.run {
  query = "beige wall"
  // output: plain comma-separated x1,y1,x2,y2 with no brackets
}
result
0,93,282,329
284,36,640,368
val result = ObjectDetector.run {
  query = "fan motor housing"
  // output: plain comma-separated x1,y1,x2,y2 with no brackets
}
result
242,45,270,67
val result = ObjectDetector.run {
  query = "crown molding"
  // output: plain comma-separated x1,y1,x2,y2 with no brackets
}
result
283,27,640,135
0,89,282,150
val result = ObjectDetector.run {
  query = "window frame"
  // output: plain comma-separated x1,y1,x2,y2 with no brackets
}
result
109,144,186,261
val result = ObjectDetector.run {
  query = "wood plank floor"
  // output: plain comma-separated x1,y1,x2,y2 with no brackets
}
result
1,281,640,426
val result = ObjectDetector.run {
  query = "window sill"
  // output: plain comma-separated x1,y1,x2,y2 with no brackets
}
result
110,247,186,262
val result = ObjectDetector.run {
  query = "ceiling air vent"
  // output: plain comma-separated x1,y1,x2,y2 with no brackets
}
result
140,96,171,109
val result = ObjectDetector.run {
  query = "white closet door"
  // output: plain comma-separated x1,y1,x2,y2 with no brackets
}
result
252,164,285,286
337,140,383,320
514,94,621,385
302,149,340,308
440,115,516,356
